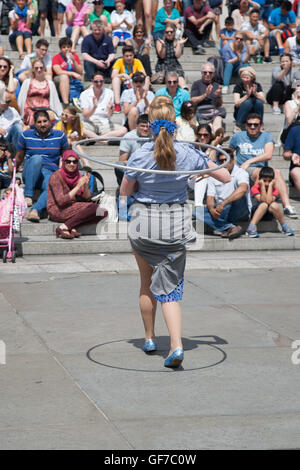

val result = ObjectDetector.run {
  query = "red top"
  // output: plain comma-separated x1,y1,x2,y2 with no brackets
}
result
251,183,279,198
52,52,81,76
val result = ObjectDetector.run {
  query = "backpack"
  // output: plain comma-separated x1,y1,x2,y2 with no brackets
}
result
280,118,300,144
269,35,279,56
207,56,224,85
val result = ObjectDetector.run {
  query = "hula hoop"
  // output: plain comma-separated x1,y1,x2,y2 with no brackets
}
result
72,137,230,175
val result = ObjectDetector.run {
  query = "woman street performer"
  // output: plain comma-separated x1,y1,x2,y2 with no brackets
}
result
119,96,230,368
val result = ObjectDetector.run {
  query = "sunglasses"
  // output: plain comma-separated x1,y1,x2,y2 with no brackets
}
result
65,159,78,165
165,30,174,34
4,100,11,104
247,122,260,128
0,65,8,69
218,159,227,164
235,37,243,41
34,66,44,70
93,80,104,84
198,133,210,137
203,71,213,75
167,80,178,84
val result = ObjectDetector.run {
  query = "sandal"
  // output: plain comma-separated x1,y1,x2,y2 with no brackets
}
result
56,227,75,239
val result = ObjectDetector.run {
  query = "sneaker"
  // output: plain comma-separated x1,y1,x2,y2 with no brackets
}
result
281,223,294,236
272,108,281,115
263,56,272,63
246,224,259,238
203,39,215,47
227,225,243,240
222,86,229,94
283,205,298,219
113,103,121,113
193,45,206,55
26,209,40,223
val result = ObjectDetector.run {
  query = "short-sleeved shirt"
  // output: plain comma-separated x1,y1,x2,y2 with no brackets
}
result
207,164,252,212
89,9,111,23
229,130,274,167
219,27,236,49
191,79,221,108
231,10,250,30
17,127,69,172
184,5,211,34
110,9,133,33
233,80,263,97
66,1,90,26
154,7,180,33
221,41,247,64
112,58,145,77
119,129,145,155
0,157,9,178
241,20,267,36
268,7,296,26
21,52,52,71
284,125,300,153
155,87,190,117
271,65,300,86
251,182,279,199
120,88,155,115
52,52,81,76
81,33,114,60
80,86,114,124
125,142,209,204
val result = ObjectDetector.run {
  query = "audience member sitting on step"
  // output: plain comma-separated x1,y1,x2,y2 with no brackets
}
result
120,72,154,130
266,53,300,115
191,61,225,134
229,113,298,219
246,166,294,237
15,110,69,222
195,148,251,240
47,150,108,239
283,120,300,196
155,70,190,117
233,66,265,132
0,89,23,147
221,31,250,94
80,71,127,139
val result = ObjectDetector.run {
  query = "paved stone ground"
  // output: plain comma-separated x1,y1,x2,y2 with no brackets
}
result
1,251,300,450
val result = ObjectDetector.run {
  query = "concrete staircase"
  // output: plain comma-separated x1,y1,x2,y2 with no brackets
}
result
2,35,300,255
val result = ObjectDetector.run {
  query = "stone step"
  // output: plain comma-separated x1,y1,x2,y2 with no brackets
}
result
12,229,300,256
19,215,300,237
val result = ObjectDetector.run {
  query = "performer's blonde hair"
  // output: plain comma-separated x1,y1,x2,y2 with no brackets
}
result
149,96,177,171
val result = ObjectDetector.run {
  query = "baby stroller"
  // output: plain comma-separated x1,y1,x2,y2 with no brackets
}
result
0,159,26,263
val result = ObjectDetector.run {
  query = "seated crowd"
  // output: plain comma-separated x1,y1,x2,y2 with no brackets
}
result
0,0,300,241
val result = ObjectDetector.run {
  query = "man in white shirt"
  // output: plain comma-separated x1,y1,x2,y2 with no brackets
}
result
120,72,154,130
196,148,251,239
80,71,127,138
18,39,52,83
241,8,272,62
284,24,300,63
0,90,23,147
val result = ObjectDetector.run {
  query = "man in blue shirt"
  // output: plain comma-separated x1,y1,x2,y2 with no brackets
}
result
229,112,297,218
81,19,115,81
268,0,296,53
283,125,300,195
155,71,190,117
16,110,69,222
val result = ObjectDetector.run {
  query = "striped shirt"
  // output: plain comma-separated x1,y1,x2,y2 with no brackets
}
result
17,127,69,172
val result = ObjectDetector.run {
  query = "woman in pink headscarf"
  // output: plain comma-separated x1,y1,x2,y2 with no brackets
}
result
47,150,107,239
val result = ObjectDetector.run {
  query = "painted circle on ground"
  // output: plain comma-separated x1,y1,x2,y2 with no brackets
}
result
87,337,227,373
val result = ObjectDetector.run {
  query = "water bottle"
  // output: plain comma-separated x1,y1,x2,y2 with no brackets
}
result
66,52,73,70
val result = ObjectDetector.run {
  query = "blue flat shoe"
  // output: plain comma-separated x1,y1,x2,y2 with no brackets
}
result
164,348,184,368
142,339,157,353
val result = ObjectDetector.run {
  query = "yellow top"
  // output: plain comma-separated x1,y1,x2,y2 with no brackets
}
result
112,58,145,77
55,120,83,136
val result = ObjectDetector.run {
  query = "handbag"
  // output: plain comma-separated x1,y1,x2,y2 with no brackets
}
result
196,105,226,124
96,192,118,223
151,70,165,84
69,79,84,100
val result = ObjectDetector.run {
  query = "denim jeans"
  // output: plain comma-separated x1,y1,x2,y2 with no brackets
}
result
196,196,250,232
22,154,54,216
235,98,264,126
223,62,248,87
0,174,11,189
84,60,113,81
5,122,23,146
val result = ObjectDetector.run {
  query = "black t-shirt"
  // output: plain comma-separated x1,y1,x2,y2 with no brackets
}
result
233,80,263,98
191,79,220,107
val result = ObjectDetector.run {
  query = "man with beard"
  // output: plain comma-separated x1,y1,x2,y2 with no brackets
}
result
16,110,68,222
